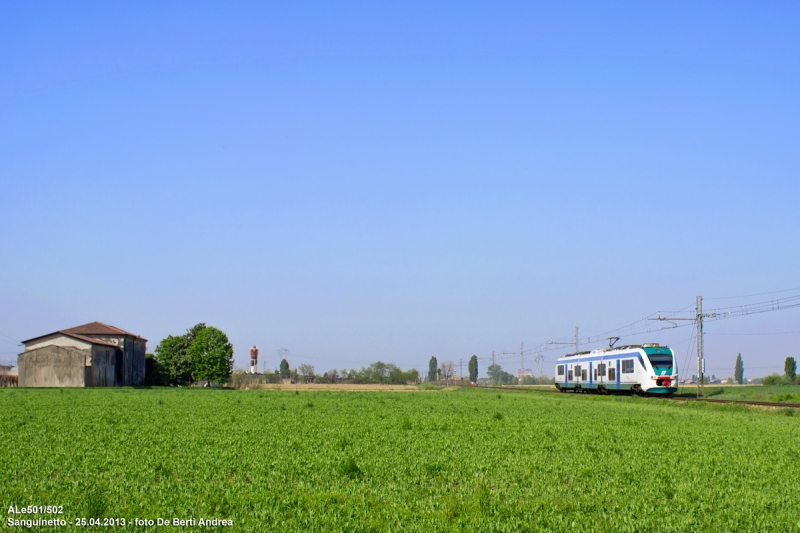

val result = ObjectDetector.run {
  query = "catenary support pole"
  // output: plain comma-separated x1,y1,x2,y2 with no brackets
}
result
697,295,704,398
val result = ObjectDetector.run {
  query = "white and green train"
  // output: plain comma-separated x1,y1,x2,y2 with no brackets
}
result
555,343,677,395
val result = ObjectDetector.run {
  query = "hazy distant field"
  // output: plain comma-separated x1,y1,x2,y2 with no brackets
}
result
2,388,799,532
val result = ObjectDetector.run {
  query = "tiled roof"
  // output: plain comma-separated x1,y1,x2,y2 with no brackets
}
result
62,321,146,340
22,322,147,344
20,331,118,348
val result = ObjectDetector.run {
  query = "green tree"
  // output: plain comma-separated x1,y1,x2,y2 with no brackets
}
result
184,322,207,345
734,353,744,384
428,356,438,382
468,355,478,382
154,334,193,386
487,363,501,385
367,361,389,383
152,323,207,386
189,326,234,384
785,357,797,383
279,358,290,378
387,364,403,384
298,364,315,378
144,353,165,386
404,368,420,383
487,364,516,385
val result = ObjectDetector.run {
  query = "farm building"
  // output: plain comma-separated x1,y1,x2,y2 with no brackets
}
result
0,363,17,387
18,322,147,387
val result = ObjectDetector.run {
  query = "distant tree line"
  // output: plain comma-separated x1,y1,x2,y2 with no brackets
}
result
338,362,420,384
487,363,516,385
145,323,234,386
233,359,420,385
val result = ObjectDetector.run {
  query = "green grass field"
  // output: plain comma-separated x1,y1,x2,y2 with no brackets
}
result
2,387,799,532
674,384,800,402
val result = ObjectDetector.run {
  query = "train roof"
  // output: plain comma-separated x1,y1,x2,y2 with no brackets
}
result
559,343,672,359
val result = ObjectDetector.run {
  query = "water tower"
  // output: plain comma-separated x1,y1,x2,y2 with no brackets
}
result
249,346,259,374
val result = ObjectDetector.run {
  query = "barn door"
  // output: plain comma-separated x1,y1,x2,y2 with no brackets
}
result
114,350,123,386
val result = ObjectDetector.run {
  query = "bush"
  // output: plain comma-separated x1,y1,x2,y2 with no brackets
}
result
229,371,280,389
230,371,256,389
769,393,800,402
762,373,790,386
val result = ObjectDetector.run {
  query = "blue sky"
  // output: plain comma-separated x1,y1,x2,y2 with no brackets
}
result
1,1,799,377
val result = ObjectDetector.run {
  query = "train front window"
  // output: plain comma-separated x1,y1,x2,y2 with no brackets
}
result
647,354,673,371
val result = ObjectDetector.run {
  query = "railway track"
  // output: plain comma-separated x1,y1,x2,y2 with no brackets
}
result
482,385,800,409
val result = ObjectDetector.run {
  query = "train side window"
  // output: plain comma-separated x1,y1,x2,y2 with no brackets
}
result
609,368,616,380
622,360,634,374
568,370,573,380
557,365,564,376
598,363,606,375
594,369,597,380
581,369,587,380
575,365,581,376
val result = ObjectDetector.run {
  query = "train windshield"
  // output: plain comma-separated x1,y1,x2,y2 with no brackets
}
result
647,354,673,371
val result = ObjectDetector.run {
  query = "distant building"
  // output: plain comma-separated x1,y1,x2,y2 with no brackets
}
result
19,322,147,387
0,363,17,387
517,369,533,379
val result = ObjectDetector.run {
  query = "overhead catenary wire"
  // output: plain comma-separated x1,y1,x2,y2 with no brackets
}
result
705,286,800,300
474,288,800,375
576,292,800,348
0,333,21,344
706,331,800,336
718,294,796,314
